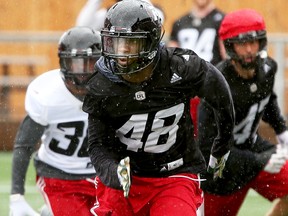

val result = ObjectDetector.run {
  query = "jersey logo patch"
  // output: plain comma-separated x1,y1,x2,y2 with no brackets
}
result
264,64,271,73
250,83,257,93
170,73,182,83
182,55,190,61
135,91,146,101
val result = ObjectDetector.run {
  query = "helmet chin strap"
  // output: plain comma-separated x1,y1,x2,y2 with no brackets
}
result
115,55,156,75
64,81,86,101
116,60,141,74
232,50,268,81
237,58,257,70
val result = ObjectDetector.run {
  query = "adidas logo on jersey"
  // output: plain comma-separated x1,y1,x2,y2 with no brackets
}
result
170,73,182,83
182,55,190,61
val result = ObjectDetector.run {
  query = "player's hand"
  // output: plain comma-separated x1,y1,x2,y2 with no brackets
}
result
277,130,288,153
117,157,131,198
264,144,288,174
9,194,40,216
207,151,230,180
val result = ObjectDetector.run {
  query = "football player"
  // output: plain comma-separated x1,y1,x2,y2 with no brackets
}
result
198,9,288,216
9,26,101,216
82,0,235,215
169,0,226,137
169,0,225,65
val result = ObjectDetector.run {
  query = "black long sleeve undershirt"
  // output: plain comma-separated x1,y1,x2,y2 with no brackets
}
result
11,115,45,195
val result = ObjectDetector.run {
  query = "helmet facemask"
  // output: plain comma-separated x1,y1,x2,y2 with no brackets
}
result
219,9,268,71
102,30,158,74
60,54,99,101
58,27,101,101
60,52,98,86
224,30,267,70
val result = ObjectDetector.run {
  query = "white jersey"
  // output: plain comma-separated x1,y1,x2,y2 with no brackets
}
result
25,69,95,175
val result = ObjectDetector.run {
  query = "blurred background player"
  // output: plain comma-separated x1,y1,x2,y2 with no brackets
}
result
169,0,225,65
9,26,101,216
169,0,226,136
76,0,165,31
82,0,234,215
198,9,288,216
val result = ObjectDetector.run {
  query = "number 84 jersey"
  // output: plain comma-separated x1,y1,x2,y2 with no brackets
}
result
25,70,95,177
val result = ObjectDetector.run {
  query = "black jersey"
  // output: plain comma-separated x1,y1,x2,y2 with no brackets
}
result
199,57,287,195
170,9,225,65
83,46,234,190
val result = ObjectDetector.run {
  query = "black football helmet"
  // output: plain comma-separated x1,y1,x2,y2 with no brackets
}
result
101,0,164,75
219,9,267,69
58,26,101,100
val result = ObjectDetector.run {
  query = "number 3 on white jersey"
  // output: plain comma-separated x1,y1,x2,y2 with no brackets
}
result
116,104,184,153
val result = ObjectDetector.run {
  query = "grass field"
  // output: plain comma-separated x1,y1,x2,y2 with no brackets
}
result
0,151,273,215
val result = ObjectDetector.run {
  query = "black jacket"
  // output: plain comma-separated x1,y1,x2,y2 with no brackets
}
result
83,46,234,189
199,57,287,195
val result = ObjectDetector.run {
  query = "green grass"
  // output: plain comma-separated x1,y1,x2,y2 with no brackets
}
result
0,151,272,215
238,189,273,216
0,151,44,215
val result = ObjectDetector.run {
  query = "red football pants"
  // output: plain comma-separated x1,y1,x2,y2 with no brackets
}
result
91,173,203,216
37,176,96,216
204,161,288,216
